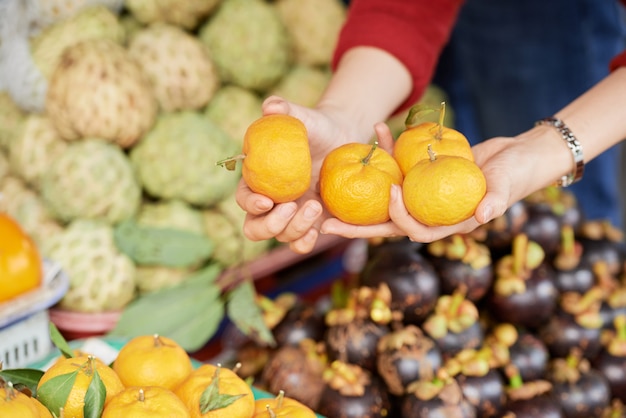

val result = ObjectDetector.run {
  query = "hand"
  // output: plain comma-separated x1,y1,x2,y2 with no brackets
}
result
236,95,379,254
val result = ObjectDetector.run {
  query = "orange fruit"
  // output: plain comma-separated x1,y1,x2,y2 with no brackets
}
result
319,142,403,225
253,391,317,418
402,147,486,226
102,386,191,418
393,121,474,176
31,398,53,418
0,213,43,303
0,385,41,417
175,364,255,418
237,114,311,203
36,355,125,418
112,334,193,391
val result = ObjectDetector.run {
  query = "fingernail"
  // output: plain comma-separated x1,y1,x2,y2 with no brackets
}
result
255,200,272,211
279,203,297,219
303,203,321,220
482,205,493,223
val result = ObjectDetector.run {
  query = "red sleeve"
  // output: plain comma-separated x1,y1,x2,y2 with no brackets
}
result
332,0,465,114
609,50,626,72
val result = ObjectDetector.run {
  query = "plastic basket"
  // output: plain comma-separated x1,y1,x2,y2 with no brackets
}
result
0,260,69,369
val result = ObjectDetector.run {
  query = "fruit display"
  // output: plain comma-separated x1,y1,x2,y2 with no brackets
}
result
218,187,626,418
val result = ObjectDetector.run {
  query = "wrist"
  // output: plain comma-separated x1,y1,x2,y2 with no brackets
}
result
534,117,584,187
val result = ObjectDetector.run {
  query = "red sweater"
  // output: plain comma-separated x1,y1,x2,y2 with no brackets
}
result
333,0,626,113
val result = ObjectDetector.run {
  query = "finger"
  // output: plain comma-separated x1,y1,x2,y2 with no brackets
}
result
242,202,298,241
289,228,320,254
275,200,324,243
235,179,274,215
374,122,395,152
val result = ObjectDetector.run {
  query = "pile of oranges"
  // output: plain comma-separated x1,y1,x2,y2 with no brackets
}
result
1,334,317,418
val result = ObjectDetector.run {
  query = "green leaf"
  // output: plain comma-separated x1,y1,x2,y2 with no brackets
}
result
83,366,106,418
108,264,225,351
404,103,440,129
37,370,78,416
113,220,214,268
0,369,44,396
49,322,74,359
226,280,275,347
199,367,246,413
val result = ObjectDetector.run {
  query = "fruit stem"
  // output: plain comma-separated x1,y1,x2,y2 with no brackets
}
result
511,234,528,276
505,364,524,389
362,141,378,165
276,390,285,409
266,405,277,418
436,101,446,140
216,154,246,171
153,333,162,347
427,144,437,161
616,315,626,340
138,388,145,402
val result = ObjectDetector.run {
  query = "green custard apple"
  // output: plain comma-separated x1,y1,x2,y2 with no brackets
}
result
204,85,263,146
130,111,240,207
40,139,141,224
124,0,221,30
0,92,26,153
269,65,332,107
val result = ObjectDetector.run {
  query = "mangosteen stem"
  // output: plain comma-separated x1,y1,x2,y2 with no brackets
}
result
505,365,524,389
512,234,528,276
447,286,467,318
362,141,378,165
616,315,626,340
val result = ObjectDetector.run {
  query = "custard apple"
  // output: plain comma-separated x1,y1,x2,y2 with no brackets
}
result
124,0,221,30
9,114,68,189
204,85,262,146
40,139,141,224
199,0,291,92
45,38,157,147
275,0,346,67
0,150,9,181
130,111,240,207
270,65,331,107
0,175,63,248
128,23,220,112
42,219,136,313
27,0,124,32
133,199,208,294
0,92,26,152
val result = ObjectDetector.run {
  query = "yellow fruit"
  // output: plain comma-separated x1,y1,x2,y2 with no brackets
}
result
319,141,403,225
175,364,255,418
31,398,53,418
240,114,312,203
112,334,193,391
253,391,317,418
0,213,43,303
102,386,191,418
402,148,486,226
393,121,474,176
0,385,41,417
37,355,125,418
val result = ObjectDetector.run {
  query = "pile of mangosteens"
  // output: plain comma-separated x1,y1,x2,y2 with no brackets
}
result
230,187,626,418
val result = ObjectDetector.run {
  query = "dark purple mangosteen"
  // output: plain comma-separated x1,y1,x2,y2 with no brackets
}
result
401,377,477,418
272,299,326,347
424,234,494,303
422,288,484,358
539,288,604,360
316,360,392,418
552,225,595,294
376,325,443,396
577,220,625,277
592,315,626,403
548,354,612,418
260,338,327,411
487,234,558,330
360,238,440,325
592,261,626,329
507,330,550,382
499,365,564,418
324,284,393,372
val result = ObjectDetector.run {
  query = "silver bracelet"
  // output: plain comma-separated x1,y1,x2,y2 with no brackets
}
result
534,117,585,187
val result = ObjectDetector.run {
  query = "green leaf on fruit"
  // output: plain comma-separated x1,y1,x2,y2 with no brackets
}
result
83,367,106,418
113,220,214,268
37,370,78,416
0,369,44,396
226,280,276,347
49,322,74,359
404,103,440,129
199,366,246,413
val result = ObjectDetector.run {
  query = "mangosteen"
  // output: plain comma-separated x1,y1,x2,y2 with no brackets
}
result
424,234,494,303
577,220,625,277
360,238,440,325
548,352,612,418
316,360,391,418
487,234,558,330
324,284,393,372
592,261,626,329
271,299,326,347
401,376,476,418
259,338,327,411
522,187,584,257
592,315,626,403
539,287,604,359
500,369,564,418
440,348,506,417
422,287,484,358
376,325,443,396
468,200,528,261
552,225,595,294
507,329,550,382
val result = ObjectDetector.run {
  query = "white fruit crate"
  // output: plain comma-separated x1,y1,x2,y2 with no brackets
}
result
0,260,69,369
